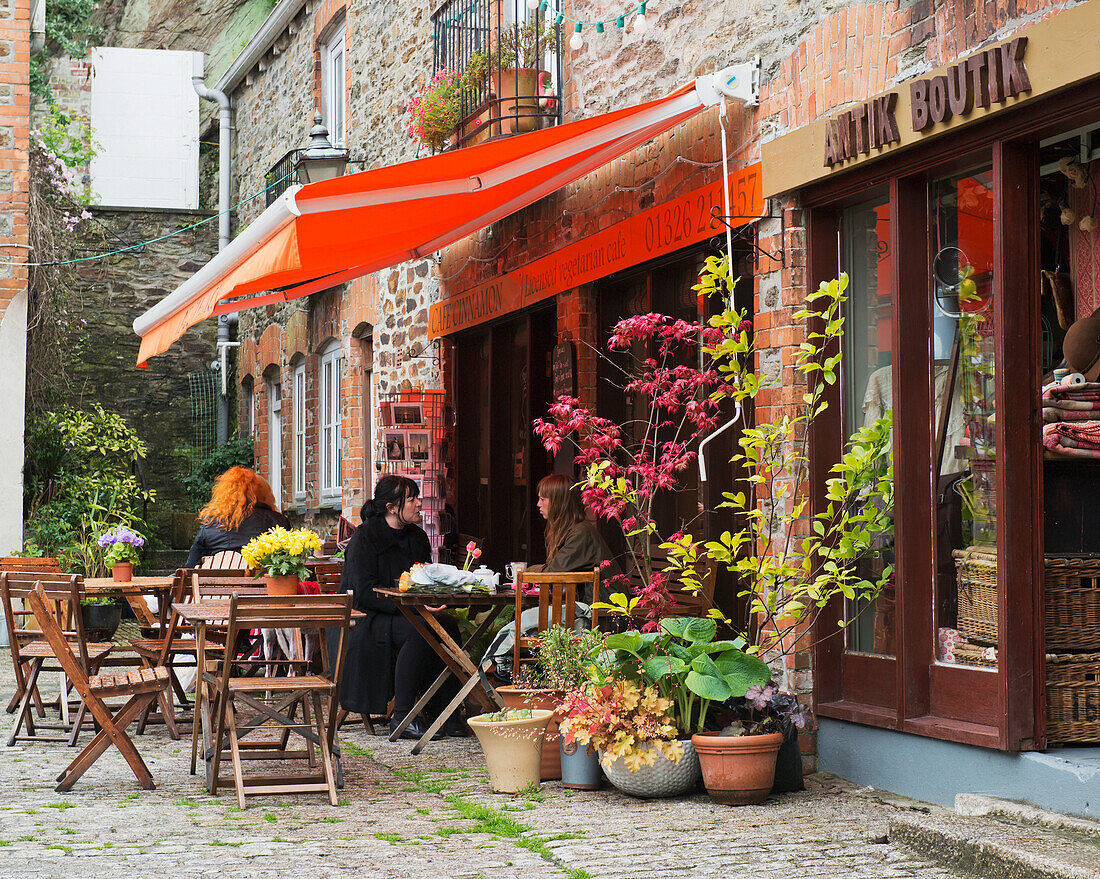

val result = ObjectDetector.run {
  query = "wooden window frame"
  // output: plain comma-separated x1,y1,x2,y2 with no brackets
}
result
807,80,1100,752
319,341,344,500
293,361,307,502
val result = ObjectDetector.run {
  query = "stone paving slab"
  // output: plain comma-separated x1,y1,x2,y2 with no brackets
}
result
0,665,969,879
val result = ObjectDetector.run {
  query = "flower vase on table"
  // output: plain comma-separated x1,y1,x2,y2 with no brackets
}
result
241,526,322,596
97,525,145,583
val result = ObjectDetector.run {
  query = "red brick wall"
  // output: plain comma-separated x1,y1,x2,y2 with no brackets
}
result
0,0,30,318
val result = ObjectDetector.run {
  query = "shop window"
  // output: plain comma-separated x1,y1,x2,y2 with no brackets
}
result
293,361,306,501
320,342,344,500
841,189,895,656
930,166,998,670
266,372,282,508
321,20,346,147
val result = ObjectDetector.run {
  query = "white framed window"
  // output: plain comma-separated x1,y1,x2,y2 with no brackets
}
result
293,362,307,501
321,22,347,147
245,382,255,437
320,342,344,500
266,375,282,508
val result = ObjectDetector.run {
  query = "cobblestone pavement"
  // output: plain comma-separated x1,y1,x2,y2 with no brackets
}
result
0,663,969,879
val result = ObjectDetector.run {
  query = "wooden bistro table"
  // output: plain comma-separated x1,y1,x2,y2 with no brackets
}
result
84,576,174,630
373,587,516,755
174,598,361,794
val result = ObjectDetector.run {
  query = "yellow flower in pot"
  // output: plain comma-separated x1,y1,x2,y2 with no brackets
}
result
241,526,322,595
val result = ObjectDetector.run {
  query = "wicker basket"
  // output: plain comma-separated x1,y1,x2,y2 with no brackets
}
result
1046,652,1100,744
1044,557,1100,651
952,642,997,668
954,547,998,646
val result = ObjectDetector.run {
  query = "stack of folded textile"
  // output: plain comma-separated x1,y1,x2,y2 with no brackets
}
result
1042,382,1100,459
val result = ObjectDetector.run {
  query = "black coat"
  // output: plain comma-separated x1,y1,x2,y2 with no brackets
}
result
338,515,432,715
185,504,290,567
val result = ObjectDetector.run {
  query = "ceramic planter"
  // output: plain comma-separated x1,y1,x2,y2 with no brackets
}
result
111,562,133,583
691,731,784,805
559,737,602,790
264,574,299,596
600,740,701,798
468,709,554,793
81,602,123,642
496,685,562,780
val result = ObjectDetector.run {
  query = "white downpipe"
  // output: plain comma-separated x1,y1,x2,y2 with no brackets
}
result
192,54,235,444
698,403,742,484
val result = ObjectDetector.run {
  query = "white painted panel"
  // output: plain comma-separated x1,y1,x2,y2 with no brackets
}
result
90,47,200,209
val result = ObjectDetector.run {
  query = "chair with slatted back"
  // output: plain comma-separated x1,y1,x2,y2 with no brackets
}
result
25,581,170,791
2,558,61,713
308,562,344,594
513,569,601,677
1,572,114,746
205,593,352,808
200,550,249,570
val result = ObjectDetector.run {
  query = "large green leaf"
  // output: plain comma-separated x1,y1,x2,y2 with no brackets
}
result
701,640,744,655
662,617,717,645
713,651,770,697
603,632,644,654
685,654,734,701
643,655,687,681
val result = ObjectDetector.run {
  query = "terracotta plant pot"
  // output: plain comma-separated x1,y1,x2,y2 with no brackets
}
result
468,708,553,793
264,574,300,596
111,562,133,583
496,685,562,780
691,731,784,805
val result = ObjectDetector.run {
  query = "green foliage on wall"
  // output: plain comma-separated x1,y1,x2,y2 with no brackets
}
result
23,405,154,573
30,0,104,103
183,436,256,508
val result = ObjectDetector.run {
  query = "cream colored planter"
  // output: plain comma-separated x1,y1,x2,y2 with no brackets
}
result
468,709,554,793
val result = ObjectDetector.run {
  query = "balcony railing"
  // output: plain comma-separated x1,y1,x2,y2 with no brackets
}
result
432,0,563,149
265,149,305,206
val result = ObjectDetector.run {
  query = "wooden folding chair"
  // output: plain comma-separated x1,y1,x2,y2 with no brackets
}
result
26,582,169,792
2,572,114,746
309,562,344,593
1,559,60,713
205,593,352,808
513,569,601,676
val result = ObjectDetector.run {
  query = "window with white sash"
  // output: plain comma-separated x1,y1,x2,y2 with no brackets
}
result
320,342,344,500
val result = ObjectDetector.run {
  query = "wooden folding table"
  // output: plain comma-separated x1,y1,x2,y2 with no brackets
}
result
373,587,515,754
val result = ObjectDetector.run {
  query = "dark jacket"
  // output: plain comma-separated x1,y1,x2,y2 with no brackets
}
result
185,504,290,567
529,520,619,602
338,515,432,714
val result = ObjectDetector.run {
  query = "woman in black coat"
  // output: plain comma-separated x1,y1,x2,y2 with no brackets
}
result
339,475,462,739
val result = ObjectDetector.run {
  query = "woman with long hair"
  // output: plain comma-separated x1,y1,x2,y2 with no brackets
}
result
339,474,462,740
185,467,289,567
528,473,617,601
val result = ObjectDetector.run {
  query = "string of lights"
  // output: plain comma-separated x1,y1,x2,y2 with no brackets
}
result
435,1,652,49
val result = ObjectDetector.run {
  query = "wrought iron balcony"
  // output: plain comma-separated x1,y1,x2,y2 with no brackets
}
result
265,148,305,206
431,0,563,150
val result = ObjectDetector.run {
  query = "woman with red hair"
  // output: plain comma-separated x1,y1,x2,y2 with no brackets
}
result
185,466,290,567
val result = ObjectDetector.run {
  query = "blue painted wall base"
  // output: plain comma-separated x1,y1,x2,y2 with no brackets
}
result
818,718,1100,820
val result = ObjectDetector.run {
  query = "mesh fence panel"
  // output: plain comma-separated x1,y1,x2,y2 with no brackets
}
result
188,369,220,457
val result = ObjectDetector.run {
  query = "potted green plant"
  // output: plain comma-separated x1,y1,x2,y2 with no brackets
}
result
240,526,322,595
499,624,603,782
467,707,554,793
97,525,144,582
80,594,124,642
692,681,814,805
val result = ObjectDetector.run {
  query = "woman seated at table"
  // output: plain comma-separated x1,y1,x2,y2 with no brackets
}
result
339,474,463,740
527,473,618,602
186,467,289,567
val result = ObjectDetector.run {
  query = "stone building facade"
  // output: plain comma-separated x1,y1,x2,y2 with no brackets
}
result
203,0,1095,782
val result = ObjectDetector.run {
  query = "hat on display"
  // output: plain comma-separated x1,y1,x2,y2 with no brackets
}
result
1063,307,1100,382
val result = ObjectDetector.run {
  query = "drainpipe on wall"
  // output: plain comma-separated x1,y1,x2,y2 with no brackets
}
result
192,54,235,447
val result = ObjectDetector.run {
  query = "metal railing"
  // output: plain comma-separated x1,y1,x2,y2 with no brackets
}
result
265,149,305,206
432,0,563,149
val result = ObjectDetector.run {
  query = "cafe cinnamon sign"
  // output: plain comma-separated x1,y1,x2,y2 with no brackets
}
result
428,163,764,338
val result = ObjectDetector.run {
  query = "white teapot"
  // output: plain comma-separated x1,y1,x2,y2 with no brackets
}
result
471,565,500,593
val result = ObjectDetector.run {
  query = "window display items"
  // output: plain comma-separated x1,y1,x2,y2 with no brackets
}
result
385,431,407,461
